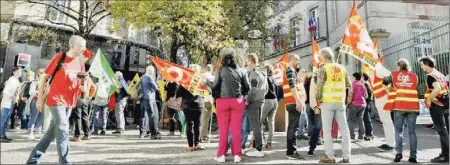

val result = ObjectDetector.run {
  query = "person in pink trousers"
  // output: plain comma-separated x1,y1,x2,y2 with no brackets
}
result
212,47,250,163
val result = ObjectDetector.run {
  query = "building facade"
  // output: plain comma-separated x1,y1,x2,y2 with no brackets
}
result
0,0,162,82
264,0,449,75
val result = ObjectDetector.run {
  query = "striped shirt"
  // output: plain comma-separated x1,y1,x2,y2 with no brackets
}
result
286,67,297,89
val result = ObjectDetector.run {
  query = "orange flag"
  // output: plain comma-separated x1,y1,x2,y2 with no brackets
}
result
340,0,379,69
311,38,323,70
150,56,208,96
273,52,289,86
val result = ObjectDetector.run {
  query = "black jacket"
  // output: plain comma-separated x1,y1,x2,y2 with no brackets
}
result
176,85,204,111
212,67,250,99
265,76,277,99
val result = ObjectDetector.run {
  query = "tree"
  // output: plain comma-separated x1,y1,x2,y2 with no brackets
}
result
27,0,111,39
109,1,232,64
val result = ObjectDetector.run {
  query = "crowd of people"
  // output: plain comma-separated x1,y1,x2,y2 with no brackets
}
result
0,35,448,164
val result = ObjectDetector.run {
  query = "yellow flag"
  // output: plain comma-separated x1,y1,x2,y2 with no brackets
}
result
128,73,141,98
157,80,166,101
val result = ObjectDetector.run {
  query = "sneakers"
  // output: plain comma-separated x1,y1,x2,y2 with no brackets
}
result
393,153,403,163
319,155,336,163
201,136,209,143
150,134,161,140
317,139,323,145
0,137,12,143
112,131,123,134
186,147,194,152
408,158,417,163
243,147,254,153
81,136,90,140
338,159,350,163
193,145,205,151
431,154,449,163
296,134,309,140
286,152,305,160
70,137,80,142
264,143,272,149
100,131,106,135
377,144,394,152
167,132,175,136
215,155,225,163
307,150,314,157
364,136,374,141
234,155,241,163
246,149,264,157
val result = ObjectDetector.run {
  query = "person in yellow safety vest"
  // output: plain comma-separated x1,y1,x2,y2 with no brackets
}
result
382,59,420,163
419,56,449,163
283,53,306,160
315,47,352,163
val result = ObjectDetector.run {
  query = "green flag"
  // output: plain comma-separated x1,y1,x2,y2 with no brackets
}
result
88,49,120,97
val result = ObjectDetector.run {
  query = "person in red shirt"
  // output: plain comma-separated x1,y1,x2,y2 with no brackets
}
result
27,35,88,164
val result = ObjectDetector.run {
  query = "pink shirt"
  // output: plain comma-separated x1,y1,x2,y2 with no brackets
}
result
351,80,367,108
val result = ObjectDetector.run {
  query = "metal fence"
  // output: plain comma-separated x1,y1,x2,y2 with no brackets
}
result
381,19,449,97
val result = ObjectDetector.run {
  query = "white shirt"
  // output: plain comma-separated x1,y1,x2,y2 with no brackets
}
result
203,72,214,102
1,76,21,109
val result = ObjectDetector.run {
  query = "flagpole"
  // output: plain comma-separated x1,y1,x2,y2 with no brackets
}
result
208,110,213,143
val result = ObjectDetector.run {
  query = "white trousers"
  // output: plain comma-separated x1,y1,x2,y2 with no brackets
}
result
375,95,395,147
320,102,351,159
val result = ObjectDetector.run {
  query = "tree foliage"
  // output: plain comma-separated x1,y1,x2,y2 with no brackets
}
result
109,1,232,64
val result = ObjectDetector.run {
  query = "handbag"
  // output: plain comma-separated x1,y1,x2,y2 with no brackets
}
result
166,86,182,111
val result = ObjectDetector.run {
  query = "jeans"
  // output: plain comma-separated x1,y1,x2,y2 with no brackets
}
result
184,109,202,147
320,102,351,159
216,98,245,157
140,99,157,136
27,106,72,164
133,103,141,124
297,105,308,135
306,104,322,152
393,110,418,159
200,102,213,138
286,104,300,155
71,100,90,137
168,108,182,133
363,101,374,136
228,110,249,150
429,106,449,157
28,99,45,133
1,107,13,137
260,99,278,143
347,104,365,139
19,101,29,129
93,105,108,132
115,97,128,131
246,101,264,151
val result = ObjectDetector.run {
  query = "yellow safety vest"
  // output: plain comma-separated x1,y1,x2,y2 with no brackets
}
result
322,63,347,103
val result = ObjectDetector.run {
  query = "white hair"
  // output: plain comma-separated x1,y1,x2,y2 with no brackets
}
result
115,71,123,78
189,64,201,72
146,65,156,79
319,47,335,62
69,35,86,49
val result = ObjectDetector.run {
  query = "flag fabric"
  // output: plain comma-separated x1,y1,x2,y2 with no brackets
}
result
311,38,324,70
128,73,141,98
340,0,379,69
150,56,208,97
157,80,166,101
273,53,289,86
88,49,120,97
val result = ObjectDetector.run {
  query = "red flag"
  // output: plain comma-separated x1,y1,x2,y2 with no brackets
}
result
311,38,323,69
273,52,289,86
341,0,379,69
150,56,208,96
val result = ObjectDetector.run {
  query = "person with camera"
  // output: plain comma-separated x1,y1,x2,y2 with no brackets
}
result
27,35,89,164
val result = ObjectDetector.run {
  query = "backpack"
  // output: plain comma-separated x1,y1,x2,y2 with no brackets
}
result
21,81,32,98
134,79,144,100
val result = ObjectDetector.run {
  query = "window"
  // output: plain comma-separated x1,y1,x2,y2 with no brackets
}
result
290,17,300,47
410,25,433,58
46,0,71,23
309,7,320,40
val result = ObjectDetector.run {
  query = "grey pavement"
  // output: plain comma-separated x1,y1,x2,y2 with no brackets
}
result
0,122,444,164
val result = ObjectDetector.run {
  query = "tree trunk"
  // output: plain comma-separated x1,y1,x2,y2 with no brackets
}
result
170,34,179,64
124,44,131,71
